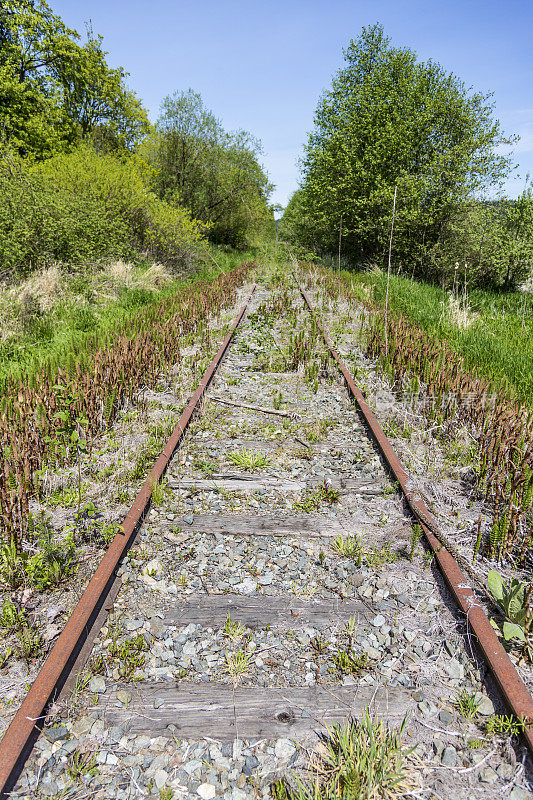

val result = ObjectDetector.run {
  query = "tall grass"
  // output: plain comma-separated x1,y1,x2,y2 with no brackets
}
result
352,271,533,407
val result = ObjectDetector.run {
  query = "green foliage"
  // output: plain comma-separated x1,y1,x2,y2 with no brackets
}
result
0,144,205,277
272,711,410,800
0,514,77,589
227,448,271,471
485,714,529,738
353,269,533,407
293,481,340,512
285,24,517,285
0,1,148,158
144,89,275,247
454,689,481,719
108,632,148,681
487,570,532,653
0,599,27,633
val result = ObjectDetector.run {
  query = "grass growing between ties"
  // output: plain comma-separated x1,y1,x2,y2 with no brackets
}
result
272,711,413,800
227,449,271,471
294,482,340,512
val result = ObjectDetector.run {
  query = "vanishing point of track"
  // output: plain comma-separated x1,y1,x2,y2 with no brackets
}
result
1,268,532,798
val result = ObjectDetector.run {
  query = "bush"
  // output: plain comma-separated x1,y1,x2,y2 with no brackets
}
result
0,144,206,277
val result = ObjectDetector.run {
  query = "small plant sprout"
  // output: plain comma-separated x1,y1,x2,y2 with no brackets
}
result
409,524,423,562
455,689,481,719
66,750,98,782
224,650,251,682
223,613,246,641
333,532,366,563
227,449,271,471
294,481,340,512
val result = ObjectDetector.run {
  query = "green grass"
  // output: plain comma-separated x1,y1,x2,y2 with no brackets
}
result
349,270,533,407
0,245,257,386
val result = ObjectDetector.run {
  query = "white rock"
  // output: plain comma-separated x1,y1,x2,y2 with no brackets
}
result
445,659,464,680
235,578,257,595
88,676,106,693
275,738,296,760
371,614,386,627
474,692,495,716
154,769,168,789
197,784,216,800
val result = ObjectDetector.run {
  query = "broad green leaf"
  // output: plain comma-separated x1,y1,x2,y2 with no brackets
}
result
487,570,504,601
503,621,526,642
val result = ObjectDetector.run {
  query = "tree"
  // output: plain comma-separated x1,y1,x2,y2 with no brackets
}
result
145,90,274,246
291,24,516,280
0,1,148,157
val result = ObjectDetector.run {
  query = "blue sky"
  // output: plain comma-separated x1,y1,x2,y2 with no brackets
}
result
54,0,533,210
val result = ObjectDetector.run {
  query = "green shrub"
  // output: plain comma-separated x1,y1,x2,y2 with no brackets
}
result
0,144,206,277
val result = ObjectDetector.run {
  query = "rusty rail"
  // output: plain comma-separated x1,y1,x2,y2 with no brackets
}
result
0,284,256,799
299,281,533,757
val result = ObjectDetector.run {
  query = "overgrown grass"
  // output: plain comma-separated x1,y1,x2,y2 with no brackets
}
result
0,245,256,386
351,270,533,407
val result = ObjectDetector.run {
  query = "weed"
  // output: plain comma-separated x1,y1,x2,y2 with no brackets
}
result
88,654,106,675
48,483,87,508
150,477,171,507
294,482,339,512
311,636,328,654
272,710,411,800
331,649,369,676
224,650,251,681
485,714,530,737
0,523,77,590
16,624,44,663
383,420,412,439
409,524,423,562
466,738,483,749
194,457,218,476
272,390,284,410
108,633,148,681
66,750,98,782
367,541,397,568
159,789,174,800
293,446,312,461
454,689,481,719
116,487,131,504
487,570,533,659
0,647,14,668
227,449,271,471
382,481,400,497
304,419,336,442
224,613,246,641
0,599,27,633
333,533,366,564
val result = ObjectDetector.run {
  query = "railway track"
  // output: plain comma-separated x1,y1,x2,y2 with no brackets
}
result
1,265,532,799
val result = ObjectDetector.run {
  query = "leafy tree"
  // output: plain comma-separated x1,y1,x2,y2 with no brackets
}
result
0,1,148,157
145,90,274,246
289,24,517,281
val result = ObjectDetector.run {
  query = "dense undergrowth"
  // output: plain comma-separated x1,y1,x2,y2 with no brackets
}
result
0,260,254,553
0,246,256,384
351,270,533,408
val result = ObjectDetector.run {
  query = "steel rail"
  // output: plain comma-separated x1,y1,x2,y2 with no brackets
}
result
0,284,256,799
299,282,533,757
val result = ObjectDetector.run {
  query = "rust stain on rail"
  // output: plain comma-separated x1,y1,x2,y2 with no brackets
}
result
0,284,256,799
299,282,533,758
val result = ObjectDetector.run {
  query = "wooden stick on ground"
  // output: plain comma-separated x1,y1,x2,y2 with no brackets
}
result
210,397,296,418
